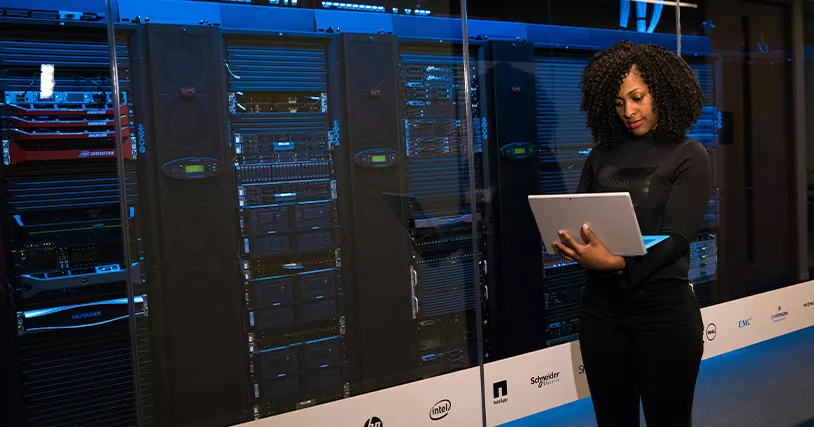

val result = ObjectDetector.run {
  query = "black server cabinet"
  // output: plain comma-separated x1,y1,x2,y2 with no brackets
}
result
479,41,546,359
129,24,252,427
329,33,417,393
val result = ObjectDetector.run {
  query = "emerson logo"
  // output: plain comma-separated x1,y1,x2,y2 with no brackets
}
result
530,371,561,389
492,380,508,405
429,399,451,421
771,306,789,323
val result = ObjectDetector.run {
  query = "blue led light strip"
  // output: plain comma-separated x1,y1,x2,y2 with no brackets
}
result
23,295,144,319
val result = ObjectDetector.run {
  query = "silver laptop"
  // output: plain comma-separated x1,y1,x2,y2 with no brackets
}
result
528,192,669,257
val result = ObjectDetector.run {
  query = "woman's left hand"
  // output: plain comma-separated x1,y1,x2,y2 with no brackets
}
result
552,224,627,271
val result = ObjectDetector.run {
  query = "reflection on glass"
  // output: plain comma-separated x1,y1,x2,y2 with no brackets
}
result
1,0,808,425
107,1,481,424
0,20,141,427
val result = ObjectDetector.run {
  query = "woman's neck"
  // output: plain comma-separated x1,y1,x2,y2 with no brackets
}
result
626,131,656,143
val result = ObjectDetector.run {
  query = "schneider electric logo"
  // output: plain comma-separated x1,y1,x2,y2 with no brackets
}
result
492,380,508,405
530,371,561,389
771,306,789,323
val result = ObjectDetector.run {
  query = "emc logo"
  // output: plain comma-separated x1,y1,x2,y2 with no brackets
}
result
738,318,752,328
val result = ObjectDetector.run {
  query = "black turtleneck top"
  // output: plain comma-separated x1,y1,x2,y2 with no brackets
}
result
576,133,712,288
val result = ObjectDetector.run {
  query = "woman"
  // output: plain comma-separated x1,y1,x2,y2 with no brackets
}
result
552,40,711,426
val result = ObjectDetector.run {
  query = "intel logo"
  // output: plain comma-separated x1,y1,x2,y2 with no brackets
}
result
429,399,451,421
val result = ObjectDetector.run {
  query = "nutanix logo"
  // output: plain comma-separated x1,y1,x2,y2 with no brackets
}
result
72,311,102,320
492,380,508,405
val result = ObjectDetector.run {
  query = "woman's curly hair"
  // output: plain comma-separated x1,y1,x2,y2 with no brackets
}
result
580,40,705,148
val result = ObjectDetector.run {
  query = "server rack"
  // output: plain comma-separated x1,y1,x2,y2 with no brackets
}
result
398,43,484,374
225,36,349,417
0,28,142,427
686,59,723,308
534,51,593,348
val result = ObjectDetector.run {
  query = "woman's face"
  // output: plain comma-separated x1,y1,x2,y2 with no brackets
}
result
615,65,658,137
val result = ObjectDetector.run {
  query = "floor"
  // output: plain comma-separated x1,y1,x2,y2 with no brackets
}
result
502,325,814,427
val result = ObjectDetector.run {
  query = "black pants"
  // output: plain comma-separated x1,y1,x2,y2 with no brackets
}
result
579,279,704,427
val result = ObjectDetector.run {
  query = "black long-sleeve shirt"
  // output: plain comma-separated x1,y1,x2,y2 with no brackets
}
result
576,133,712,288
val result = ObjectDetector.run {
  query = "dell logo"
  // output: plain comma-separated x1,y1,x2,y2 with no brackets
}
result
705,323,717,341
363,417,383,427
429,399,451,421
738,318,751,328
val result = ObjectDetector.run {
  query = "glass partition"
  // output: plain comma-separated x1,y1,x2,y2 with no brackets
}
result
0,0,810,426
703,0,807,299
0,2,142,426
107,0,485,425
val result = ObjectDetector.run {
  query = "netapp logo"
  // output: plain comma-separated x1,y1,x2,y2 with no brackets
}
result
492,380,508,404
72,311,101,320
738,318,752,328
429,399,451,421
530,371,561,388
705,323,717,341
363,417,383,427
771,306,789,323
